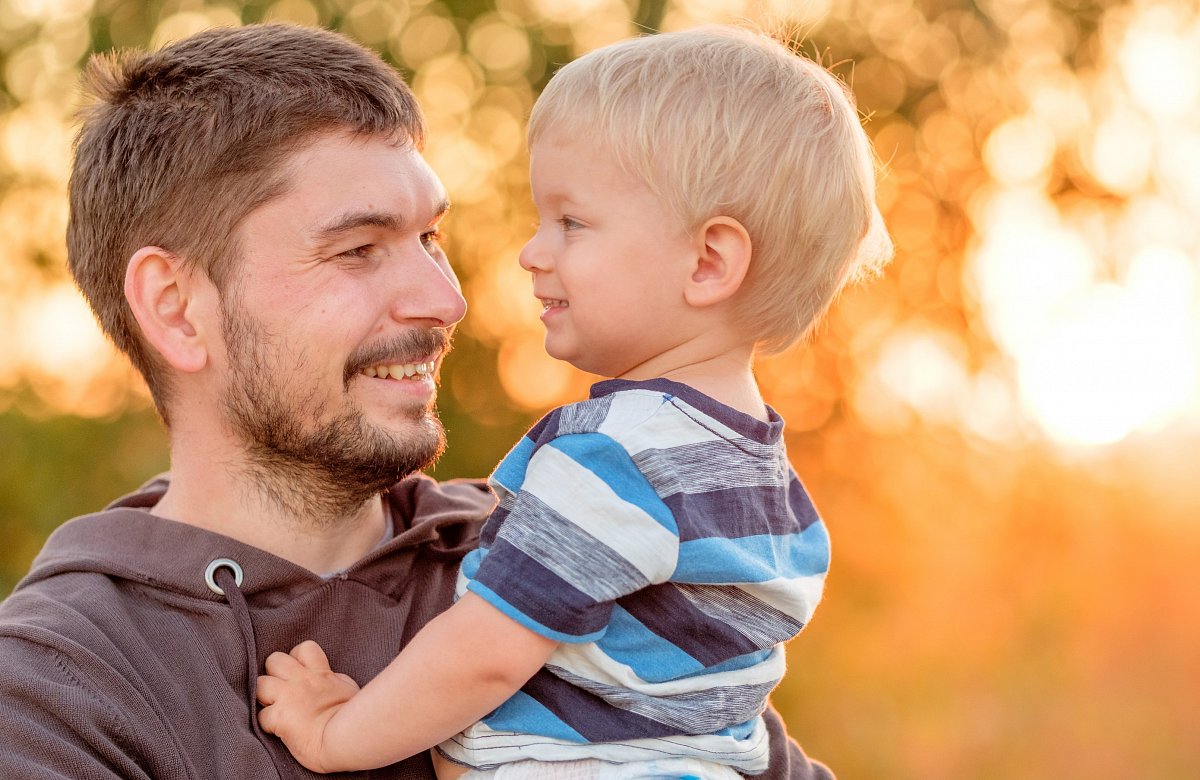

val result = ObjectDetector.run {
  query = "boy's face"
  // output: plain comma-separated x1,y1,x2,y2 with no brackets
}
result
519,135,698,379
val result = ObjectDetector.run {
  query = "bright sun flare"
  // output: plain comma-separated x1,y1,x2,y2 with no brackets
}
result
964,2,1200,446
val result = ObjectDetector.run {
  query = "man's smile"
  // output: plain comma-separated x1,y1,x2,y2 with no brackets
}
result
360,360,436,380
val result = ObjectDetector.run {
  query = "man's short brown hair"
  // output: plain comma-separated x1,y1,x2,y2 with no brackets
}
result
67,24,425,416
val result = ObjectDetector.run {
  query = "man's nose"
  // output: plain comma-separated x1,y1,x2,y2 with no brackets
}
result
389,252,467,328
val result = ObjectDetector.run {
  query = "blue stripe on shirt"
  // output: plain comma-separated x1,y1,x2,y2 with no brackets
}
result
594,606,705,682
491,435,537,492
547,433,677,534
481,690,588,743
714,718,759,740
674,524,830,583
680,646,775,680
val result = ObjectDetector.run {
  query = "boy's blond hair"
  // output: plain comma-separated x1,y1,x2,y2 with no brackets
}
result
528,25,892,353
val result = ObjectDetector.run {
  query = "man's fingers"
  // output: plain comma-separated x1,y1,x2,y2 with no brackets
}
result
290,639,331,670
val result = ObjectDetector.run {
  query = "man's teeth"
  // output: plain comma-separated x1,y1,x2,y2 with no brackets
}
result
361,362,434,380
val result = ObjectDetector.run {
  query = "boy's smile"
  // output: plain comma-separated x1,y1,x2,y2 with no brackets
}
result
519,136,701,379
537,298,569,321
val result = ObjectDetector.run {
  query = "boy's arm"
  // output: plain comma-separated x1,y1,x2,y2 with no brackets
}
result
257,592,557,774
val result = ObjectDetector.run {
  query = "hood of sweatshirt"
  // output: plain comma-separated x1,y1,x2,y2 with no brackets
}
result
16,472,493,604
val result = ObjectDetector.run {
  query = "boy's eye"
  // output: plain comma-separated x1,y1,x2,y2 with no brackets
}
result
558,217,582,231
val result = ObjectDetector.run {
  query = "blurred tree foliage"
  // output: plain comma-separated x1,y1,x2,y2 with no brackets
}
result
0,394,167,594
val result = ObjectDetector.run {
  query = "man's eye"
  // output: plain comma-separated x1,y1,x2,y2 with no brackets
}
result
421,229,445,249
340,244,374,259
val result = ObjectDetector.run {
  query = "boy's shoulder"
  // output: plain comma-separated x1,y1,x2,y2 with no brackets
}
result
532,385,676,445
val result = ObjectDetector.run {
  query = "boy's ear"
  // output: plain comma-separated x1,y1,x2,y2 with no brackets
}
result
684,217,752,308
124,246,211,374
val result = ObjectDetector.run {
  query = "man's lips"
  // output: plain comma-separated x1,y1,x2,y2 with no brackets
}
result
345,329,451,385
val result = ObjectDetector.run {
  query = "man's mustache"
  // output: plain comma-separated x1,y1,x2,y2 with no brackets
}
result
342,329,452,387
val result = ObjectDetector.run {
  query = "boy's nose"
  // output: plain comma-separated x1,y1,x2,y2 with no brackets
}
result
518,234,550,273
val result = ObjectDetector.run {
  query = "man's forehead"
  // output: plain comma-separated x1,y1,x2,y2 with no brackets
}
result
262,130,449,230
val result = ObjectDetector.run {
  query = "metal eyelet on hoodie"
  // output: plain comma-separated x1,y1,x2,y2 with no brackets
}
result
204,558,244,595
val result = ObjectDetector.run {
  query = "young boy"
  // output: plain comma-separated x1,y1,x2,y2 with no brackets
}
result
256,25,890,779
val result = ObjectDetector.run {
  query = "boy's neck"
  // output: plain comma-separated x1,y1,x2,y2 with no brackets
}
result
620,348,769,422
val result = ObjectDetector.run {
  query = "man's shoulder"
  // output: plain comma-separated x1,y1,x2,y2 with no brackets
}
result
0,573,141,741
388,472,494,515
0,565,127,655
386,472,494,552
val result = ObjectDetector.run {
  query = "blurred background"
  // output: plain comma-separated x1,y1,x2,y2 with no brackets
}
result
1,0,1198,777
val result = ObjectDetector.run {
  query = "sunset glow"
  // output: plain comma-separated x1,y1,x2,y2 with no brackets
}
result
964,0,1200,446
4,3,1200,778
0,0,1194,450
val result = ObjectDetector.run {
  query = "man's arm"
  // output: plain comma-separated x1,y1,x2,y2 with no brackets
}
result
757,702,835,780
0,637,152,779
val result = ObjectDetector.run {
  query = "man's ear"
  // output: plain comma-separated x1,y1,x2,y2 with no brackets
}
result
124,247,210,373
683,217,753,308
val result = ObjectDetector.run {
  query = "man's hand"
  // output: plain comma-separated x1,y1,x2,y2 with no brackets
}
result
257,640,361,773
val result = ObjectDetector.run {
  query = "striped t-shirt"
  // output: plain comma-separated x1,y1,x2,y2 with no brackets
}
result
437,378,829,774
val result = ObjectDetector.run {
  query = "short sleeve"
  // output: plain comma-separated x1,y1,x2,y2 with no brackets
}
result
467,432,679,643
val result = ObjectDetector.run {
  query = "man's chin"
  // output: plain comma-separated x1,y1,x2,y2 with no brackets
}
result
370,414,447,473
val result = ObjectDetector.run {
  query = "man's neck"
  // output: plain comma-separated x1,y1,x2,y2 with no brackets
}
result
152,435,389,575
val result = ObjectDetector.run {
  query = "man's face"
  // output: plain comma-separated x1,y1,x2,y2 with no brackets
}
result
214,130,466,516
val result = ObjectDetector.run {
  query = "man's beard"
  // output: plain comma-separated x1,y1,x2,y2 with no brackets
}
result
218,297,447,524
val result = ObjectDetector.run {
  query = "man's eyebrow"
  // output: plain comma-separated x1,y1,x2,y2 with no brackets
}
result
310,199,451,244
311,210,402,244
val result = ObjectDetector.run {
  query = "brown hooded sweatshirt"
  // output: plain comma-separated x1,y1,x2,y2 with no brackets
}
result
0,474,833,780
